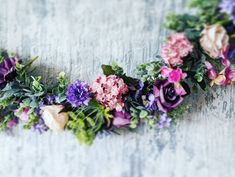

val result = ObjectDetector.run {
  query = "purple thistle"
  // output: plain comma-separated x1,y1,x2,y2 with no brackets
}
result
66,80,91,107
219,0,235,25
157,114,171,129
0,57,17,89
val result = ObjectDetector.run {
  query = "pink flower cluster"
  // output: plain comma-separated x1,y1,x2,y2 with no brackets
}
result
91,75,128,111
161,66,187,83
160,66,187,95
206,46,235,86
161,33,193,67
14,105,30,121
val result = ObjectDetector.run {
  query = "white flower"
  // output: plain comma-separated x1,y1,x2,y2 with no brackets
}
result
200,24,229,58
41,105,68,132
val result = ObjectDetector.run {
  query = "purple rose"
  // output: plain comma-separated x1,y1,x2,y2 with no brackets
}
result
112,111,131,128
153,80,184,113
0,58,17,89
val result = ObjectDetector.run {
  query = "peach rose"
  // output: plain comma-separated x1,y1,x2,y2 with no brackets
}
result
200,24,229,58
41,105,68,132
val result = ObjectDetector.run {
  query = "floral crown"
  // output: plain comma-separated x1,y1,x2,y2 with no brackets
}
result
0,0,235,145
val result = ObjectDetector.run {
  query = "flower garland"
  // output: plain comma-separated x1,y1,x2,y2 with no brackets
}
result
0,0,235,145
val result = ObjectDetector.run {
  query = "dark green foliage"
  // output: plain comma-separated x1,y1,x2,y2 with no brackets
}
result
164,0,221,40
181,43,209,91
168,104,189,120
164,14,201,32
130,106,158,129
102,63,139,87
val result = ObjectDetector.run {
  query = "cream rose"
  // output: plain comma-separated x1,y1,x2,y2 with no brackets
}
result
41,105,68,132
200,24,229,58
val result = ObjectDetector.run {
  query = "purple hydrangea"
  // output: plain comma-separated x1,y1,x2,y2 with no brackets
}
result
66,80,91,107
157,114,171,129
219,0,235,25
0,57,17,89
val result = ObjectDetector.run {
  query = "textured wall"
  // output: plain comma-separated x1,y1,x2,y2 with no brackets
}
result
0,0,235,177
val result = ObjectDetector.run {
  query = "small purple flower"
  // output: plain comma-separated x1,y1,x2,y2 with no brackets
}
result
145,94,157,111
228,46,235,60
135,81,144,100
33,107,49,134
33,118,48,134
157,114,171,129
7,118,18,129
112,111,131,128
46,95,56,104
153,80,184,113
219,0,235,25
0,57,17,89
66,80,91,107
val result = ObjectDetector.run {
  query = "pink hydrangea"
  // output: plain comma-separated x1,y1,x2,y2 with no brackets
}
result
160,66,187,83
161,33,193,67
91,75,128,111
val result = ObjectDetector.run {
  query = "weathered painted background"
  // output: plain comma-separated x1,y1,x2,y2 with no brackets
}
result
0,0,235,177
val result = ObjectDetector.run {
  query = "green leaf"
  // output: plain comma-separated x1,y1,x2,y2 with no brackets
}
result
21,56,38,70
197,79,207,91
101,65,114,76
86,117,95,127
139,110,148,119
68,111,77,120
181,81,191,95
77,119,85,128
